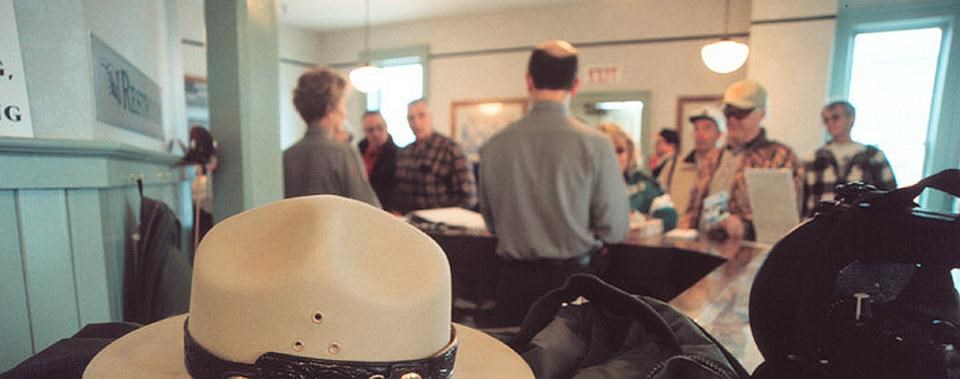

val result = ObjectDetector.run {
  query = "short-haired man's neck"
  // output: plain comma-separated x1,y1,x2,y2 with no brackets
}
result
831,132,853,145
527,76,578,105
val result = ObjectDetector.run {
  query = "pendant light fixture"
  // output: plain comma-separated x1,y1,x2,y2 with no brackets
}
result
700,0,750,74
349,0,381,93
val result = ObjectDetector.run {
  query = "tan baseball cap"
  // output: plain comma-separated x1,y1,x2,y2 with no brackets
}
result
723,79,767,109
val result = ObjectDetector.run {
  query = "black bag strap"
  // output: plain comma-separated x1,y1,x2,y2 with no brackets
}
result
511,274,681,353
869,169,960,209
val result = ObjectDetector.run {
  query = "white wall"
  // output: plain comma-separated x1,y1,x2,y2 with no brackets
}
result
747,0,839,159
13,0,186,151
314,0,754,153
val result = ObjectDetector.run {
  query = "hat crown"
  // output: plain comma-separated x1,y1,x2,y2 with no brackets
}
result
188,196,451,364
723,79,767,110
689,107,726,132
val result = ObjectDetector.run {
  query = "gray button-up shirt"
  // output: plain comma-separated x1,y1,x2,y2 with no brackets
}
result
478,100,629,260
283,127,381,207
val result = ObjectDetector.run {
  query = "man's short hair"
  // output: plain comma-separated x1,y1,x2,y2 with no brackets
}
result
825,101,856,120
527,49,578,90
293,67,347,125
659,129,679,146
408,99,428,109
363,110,383,119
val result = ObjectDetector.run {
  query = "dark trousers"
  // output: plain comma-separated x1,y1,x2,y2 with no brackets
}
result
487,255,592,327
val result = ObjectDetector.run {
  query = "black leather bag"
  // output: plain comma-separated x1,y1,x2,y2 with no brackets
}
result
512,274,749,379
750,169,960,378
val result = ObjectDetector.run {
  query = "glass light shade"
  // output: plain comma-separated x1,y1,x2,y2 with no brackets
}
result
700,40,750,74
348,65,382,93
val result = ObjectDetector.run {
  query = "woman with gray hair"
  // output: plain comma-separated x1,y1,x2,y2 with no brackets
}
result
282,67,380,207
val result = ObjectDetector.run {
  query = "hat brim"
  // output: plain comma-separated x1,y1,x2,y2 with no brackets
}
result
83,314,533,378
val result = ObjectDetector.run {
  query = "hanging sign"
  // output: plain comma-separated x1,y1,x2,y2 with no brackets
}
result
584,64,622,85
0,0,34,137
90,33,163,139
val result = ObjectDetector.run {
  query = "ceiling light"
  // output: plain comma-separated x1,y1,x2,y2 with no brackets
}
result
348,0,381,93
701,40,750,74
701,0,749,74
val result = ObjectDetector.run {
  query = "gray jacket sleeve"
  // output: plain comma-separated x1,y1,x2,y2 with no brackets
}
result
590,141,630,243
342,147,382,208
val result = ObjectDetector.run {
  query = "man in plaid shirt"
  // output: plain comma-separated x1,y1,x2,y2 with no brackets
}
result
394,99,477,213
680,80,804,240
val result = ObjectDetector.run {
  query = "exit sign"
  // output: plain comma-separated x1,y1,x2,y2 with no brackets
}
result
584,64,622,85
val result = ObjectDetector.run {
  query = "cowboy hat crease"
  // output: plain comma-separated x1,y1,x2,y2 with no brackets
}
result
84,195,533,378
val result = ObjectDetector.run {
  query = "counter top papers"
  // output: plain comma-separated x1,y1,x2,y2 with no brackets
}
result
408,207,487,232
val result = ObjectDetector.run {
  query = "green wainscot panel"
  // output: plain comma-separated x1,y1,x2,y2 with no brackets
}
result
18,189,81,351
0,190,34,372
67,189,112,325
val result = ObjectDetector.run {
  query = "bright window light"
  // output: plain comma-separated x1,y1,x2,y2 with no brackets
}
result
367,60,423,147
848,27,942,187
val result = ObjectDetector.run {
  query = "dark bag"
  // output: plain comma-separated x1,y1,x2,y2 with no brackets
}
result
512,274,749,378
750,169,960,378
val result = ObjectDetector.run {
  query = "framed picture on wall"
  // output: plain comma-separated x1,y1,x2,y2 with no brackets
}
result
451,98,528,163
675,95,722,156
184,75,209,129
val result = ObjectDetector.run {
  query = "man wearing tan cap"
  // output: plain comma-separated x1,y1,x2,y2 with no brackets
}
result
478,40,629,325
681,79,803,240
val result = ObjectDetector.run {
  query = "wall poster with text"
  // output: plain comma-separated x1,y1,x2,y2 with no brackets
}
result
0,0,34,138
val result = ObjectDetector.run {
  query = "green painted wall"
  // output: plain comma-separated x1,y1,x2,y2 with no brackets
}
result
0,138,188,371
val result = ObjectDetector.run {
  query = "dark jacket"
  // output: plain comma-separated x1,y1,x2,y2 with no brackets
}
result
358,136,398,210
123,197,191,324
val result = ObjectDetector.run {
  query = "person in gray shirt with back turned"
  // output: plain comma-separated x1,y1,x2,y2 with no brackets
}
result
478,40,629,325
283,67,380,207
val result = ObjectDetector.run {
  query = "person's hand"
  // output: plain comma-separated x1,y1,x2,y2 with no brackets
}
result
720,215,745,239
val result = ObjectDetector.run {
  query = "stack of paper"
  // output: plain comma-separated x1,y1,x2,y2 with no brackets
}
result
408,207,487,231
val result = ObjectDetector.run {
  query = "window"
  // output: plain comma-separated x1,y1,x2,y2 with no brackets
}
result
366,56,424,147
831,2,960,211
847,28,942,187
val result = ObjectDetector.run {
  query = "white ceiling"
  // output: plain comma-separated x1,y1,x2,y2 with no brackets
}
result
280,0,581,32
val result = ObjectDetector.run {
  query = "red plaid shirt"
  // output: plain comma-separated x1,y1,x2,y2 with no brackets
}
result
394,133,477,212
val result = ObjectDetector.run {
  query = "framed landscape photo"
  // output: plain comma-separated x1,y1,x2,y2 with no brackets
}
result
676,95,722,157
184,75,209,129
451,98,528,163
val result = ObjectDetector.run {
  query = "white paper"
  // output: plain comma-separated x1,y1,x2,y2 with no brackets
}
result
744,168,800,244
0,0,34,137
408,207,487,231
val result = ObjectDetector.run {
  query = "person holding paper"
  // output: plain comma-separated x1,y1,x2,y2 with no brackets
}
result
681,79,803,240
803,101,897,216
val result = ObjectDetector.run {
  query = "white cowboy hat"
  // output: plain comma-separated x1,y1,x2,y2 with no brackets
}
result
84,195,532,378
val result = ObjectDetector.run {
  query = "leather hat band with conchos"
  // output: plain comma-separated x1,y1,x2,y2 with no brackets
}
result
183,318,457,379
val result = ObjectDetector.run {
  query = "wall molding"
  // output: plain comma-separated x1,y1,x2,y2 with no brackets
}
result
325,32,751,66
752,15,837,26
0,137,186,189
